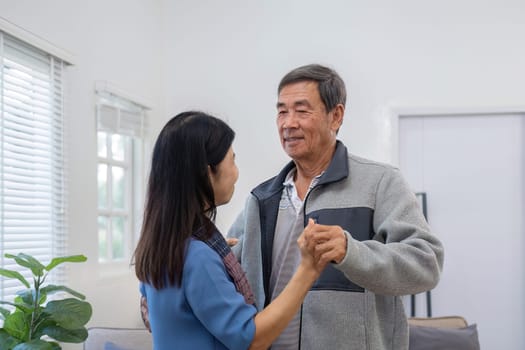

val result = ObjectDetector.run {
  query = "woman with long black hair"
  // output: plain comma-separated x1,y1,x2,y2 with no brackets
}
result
134,111,325,350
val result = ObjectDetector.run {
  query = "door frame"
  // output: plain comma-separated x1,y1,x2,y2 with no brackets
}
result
393,106,525,348
388,105,525,166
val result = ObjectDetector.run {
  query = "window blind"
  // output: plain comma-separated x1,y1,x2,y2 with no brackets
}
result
0,31,67,301
96,91,148,138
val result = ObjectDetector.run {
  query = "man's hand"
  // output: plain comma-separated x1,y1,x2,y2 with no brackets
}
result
140,296,151,332
226,237,239,247
298,219,328,274
304,221,348,264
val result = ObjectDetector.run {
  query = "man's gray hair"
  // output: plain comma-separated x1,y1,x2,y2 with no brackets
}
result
278,64,347,112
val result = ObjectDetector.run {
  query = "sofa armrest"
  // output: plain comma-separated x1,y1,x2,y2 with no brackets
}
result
408,315,468,329
408,316,480,350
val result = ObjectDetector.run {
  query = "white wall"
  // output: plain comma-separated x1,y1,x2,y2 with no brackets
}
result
0,1,165,348
162,0,525,231
2,0,525,348
162,2,525,347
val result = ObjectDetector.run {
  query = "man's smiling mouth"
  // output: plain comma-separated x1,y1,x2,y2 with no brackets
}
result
284,136,303,142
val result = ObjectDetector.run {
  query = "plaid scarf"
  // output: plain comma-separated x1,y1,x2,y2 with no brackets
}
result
193,225,255,306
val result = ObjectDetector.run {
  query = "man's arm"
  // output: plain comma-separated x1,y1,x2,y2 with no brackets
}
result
310,168,444,296
227,208,246,260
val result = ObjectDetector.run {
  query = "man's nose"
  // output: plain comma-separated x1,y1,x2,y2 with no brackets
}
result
282,112,299,129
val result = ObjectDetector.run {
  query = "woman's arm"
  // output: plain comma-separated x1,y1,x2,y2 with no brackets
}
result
249,219,325,350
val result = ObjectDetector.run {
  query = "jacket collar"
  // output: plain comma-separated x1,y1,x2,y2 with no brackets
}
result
252,140,349,200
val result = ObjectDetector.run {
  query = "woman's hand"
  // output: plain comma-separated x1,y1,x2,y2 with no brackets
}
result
302,219,348,265
297,218,328,275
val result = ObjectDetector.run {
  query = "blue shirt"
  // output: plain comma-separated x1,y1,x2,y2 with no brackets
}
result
140,239,257,350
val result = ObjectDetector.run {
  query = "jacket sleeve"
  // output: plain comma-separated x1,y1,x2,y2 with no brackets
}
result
227,208,246,260
226,195,267,310
335,167,444,296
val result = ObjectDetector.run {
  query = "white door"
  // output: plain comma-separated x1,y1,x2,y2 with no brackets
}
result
399,113,524,349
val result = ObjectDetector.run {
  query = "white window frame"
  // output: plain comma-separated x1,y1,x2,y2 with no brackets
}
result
95,83,150,266
97,132,133,262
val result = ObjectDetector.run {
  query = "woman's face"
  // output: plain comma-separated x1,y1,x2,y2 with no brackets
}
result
209,146,239,206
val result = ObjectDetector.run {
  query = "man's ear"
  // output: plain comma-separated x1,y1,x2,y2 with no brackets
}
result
331,104,345,131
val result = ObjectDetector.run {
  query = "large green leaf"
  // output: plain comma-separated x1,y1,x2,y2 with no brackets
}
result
13,296,35,310
40,285,85,300
31,317,55,340
0,329,21,349
16,290,46,307
0,306,11,319
5,254,45,277
12,340,58,350
0,301,32,314
0,268,30,288
3,312,29,341
45,255,87,272
15,291,33,307
47,342,60,350
43,299,92,329
42,325,88,343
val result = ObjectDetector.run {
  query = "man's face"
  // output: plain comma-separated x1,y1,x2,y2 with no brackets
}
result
276,81,341,163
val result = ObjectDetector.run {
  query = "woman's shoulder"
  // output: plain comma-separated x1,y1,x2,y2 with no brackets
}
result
188,238,209,250
183,239,228,286
185,239,221,265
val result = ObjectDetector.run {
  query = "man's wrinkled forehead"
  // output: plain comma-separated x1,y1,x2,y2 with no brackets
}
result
276,81,321,109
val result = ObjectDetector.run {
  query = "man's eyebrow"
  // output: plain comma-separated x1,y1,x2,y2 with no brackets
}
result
293,99,312,108
276,99,312,109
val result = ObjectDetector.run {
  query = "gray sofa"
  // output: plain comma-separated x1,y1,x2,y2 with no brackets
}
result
84,316,479,350
84,327,152,350
408,316,480,350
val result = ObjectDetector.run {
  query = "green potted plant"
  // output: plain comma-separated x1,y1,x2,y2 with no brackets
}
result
0,253,92,349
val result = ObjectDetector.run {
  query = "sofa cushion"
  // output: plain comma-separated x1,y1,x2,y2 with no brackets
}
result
409,324,480,350
104,342,127,350
84,327,152,350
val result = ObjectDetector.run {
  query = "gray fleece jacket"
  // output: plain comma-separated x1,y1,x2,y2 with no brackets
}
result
228,141,444,350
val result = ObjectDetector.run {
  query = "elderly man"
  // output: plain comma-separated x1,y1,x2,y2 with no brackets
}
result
228,64,444,350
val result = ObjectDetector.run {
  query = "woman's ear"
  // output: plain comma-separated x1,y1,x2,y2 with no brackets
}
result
207,165,215,185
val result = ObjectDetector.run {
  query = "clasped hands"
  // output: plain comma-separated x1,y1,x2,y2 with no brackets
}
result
298,218,348,272
227,218,348,269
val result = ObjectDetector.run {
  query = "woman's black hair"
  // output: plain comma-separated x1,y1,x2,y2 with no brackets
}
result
134,111,235,288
